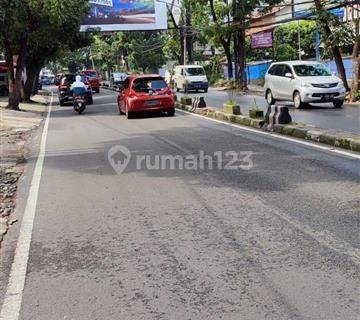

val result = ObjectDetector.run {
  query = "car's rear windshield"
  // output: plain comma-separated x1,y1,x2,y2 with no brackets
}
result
83,71,97,78
293,64,331,77
185,67,205,76
132,77,167,93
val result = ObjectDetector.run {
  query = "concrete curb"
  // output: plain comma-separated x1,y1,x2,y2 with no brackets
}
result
175,102,360,153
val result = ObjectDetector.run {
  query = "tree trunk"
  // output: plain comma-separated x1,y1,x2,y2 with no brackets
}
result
4,43,19,110
234,29,247,90
222,38,233,79
238,29,247,90
209,0,232,79
350,19,359,102
32,70,41,95
4,38,27,110
23,65,38,102
313,0,349,91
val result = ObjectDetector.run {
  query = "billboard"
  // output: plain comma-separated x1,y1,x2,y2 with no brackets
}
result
81,0,168,32
251,32,273,49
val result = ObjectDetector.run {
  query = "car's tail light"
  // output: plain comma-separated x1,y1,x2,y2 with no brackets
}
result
165,87,173,96
128,89,136,97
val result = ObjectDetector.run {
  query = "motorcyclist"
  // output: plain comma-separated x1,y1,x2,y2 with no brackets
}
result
70,75,87,96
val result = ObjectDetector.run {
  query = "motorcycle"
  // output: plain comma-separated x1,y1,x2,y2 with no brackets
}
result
73,95,86,114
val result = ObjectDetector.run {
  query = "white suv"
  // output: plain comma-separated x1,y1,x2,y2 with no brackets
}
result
264,61,346,108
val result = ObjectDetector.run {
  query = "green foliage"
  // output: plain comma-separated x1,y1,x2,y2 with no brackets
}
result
88,31,166,74
355,90,360,101
313,6,356,59
276,44,298,61
321,24,355,59
274,21,317,60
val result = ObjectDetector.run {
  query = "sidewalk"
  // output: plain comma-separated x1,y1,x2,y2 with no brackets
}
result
0,93,49,245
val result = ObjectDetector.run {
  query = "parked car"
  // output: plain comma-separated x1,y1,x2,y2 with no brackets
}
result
264,61,346,109
173,65,208,93
41,75,51,85
117,75,175,119
58,74,93,106
81,70,100,93
0,72,8,96
111,72,128,88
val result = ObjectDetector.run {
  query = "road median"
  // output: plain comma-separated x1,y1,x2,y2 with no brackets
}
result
175,100,360,153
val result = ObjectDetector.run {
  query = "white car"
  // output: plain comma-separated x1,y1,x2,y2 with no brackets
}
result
264,61,346,108
173,65,208,93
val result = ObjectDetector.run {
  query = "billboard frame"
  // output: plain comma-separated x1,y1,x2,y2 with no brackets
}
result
80,1,168,32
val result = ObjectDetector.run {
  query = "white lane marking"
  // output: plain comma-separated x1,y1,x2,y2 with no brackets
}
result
268,205,360,266
0,95,53,320
177,110,360,160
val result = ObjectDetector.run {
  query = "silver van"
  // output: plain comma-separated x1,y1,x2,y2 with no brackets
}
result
264,61,346,108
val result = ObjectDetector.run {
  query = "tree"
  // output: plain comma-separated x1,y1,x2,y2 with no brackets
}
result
350,14,359,102
0,0,89,109
202,0,234,79
313,0,349,91
273,21,317,60
0,0,28,109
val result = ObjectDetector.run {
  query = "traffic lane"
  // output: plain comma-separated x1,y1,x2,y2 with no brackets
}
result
177,88,360,134
17,90,360,319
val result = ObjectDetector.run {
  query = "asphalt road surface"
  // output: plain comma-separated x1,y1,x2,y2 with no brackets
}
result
0,88,359,320
178,88,360,135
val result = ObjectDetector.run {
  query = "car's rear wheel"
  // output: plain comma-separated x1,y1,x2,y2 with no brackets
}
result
87,96,94,105
333,100,344,108
293,91,305,109
95,88,100,94
266,89,275,106
167,109,175,117
204,88,208,93
59,99,65,106
126,105,134,119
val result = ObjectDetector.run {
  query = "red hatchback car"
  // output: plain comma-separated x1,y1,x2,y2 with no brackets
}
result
117,75,175,119
81,70,100,93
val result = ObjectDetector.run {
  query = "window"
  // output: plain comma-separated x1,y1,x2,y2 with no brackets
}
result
0,76,5,81
283,65,293,77
268,65,283,76
132,77,167,93
83,71,97,78
123,78,130,89
293,64,332,77
185,67,205,76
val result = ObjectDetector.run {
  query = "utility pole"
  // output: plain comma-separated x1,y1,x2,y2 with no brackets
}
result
185,2,193,64
179,24,185,65
297,20,302,60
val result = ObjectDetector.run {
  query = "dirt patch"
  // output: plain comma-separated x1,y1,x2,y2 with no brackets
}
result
0,97,47,246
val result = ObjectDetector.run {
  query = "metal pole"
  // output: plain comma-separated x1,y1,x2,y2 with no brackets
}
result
298,20,301,60
89,47,95,70
315,27,320,62
183,27,187,65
